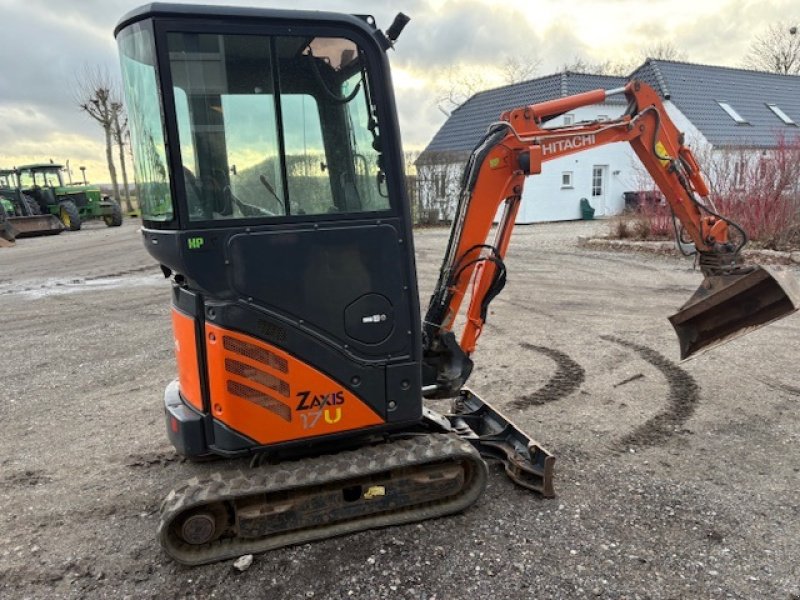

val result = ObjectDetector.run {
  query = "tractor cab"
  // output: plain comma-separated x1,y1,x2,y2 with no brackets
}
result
17,163,65,209
0,169,23,215
0,169,17,191
0,170,17,218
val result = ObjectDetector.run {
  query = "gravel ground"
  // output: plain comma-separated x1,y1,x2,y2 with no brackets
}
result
1,219,799,599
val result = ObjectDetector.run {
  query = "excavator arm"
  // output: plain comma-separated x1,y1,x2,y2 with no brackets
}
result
422,80,800,396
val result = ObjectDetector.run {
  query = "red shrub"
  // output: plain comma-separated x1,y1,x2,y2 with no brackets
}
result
709,135,800,250
635,197,673,240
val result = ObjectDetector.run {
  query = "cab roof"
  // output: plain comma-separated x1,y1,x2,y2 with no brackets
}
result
114,3,378,39
16,163,64,171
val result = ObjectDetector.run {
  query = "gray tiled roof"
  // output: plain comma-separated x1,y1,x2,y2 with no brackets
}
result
632,59,800,148
417,72,627,162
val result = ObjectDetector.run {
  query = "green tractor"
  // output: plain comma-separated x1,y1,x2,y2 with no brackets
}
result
0,168,64,241
16,163,123,231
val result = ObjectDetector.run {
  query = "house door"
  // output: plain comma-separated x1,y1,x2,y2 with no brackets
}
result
591,165,608,216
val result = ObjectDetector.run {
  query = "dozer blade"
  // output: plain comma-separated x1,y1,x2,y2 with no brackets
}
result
444,389,555,497
9,215,65,238
0,220,17,243
669,266,800,360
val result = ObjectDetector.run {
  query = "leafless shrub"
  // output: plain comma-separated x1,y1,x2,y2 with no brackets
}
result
609,216,632,239
710,135,800,250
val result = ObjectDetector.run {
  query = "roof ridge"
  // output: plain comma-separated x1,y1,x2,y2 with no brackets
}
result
460,70,624,106
647,58,671,99
465,72,562,103
647,57,800,79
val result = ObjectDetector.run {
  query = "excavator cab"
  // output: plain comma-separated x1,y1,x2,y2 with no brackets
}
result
116,5,426,449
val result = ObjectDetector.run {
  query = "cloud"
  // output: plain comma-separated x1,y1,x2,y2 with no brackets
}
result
394,0,541,69
2,0,799,182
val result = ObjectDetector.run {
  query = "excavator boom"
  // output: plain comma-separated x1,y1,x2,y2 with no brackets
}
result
423,80,799,394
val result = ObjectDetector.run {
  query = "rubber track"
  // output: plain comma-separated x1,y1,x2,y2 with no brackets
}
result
159,434,488,565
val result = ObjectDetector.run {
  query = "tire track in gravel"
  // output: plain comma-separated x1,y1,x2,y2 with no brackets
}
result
601,335,699,449
757,378,800,397
513,343,586,408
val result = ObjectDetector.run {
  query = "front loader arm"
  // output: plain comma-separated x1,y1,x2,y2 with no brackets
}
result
422,81,799,396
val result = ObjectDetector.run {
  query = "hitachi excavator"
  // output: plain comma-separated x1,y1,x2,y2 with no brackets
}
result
115,4,800,565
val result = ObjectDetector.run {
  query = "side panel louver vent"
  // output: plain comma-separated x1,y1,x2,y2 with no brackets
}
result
226,380,292,422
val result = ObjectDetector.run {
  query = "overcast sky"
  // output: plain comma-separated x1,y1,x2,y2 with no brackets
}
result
1,0,797,182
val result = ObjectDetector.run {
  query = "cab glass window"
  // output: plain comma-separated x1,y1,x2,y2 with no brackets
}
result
166,32,390,221
18,172,33,188
118,22,174,222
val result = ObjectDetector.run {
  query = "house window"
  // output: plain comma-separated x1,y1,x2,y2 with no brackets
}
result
766,103,796,125
563,114,575,125
561,171,573,188
432,170,446,197
717,101,748,124
591,166,604,197
733,159,746,189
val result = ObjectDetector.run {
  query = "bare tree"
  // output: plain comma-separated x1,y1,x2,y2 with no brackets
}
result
436,54,542,112
642,42,688,62
111,103,133,212
563,43,687,77
76,66,121,204
437,41,688,114
744,22,800,74
561,56,635,76
435,65,490,113
500,55,542,84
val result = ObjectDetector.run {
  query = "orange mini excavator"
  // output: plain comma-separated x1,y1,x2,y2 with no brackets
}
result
115,4,799,564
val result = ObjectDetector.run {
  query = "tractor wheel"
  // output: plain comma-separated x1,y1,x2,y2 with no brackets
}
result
22,194,41,216
104,199,123,227
58,201,81,231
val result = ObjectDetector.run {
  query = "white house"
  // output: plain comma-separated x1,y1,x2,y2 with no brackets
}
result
415,71,633,223
415,60,800,223
513,103,638,222
631,59,800,195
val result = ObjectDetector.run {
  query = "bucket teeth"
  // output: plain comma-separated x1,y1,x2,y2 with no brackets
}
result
669,266,800,359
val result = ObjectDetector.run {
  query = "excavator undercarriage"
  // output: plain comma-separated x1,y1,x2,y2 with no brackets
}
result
161,434,487,565
160,387,551,565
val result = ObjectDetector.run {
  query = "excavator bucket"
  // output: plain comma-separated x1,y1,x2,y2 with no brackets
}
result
8,215,65,238
669,266,800,359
